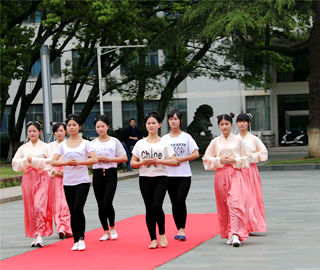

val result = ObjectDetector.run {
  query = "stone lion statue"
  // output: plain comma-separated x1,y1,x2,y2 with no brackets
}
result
187,104,214,154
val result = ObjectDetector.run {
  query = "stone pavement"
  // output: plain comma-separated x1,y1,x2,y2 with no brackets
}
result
1,160,320,269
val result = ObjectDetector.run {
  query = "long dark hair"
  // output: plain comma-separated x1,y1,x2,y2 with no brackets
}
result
217,113,235,124
144,111,162,124
65,114,82,125
167,109,182,127
94,115,110,126
236,113,252,123
51,121,66,133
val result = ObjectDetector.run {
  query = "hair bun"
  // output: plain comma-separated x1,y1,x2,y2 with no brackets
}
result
229,112,235,118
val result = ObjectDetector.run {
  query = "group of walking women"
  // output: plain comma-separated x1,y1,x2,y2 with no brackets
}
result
12,108,267,251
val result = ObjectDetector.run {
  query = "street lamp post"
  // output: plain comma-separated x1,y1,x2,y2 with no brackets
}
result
96,39,148,115
64,59,71,118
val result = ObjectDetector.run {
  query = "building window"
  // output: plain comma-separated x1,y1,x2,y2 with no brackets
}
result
30,59,41,77
167,99,187,131
122,100,159,127
146,50,159,67
74,102,112,138
72,50,96,75
277,51,308,82
30,57,61,78
121,50,159,74
26,103,63,127
23,10,41,24
245,96,270,131
0,106,11,135
51,57,61,78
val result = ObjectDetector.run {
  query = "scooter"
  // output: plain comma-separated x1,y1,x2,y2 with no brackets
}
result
280,130,306,146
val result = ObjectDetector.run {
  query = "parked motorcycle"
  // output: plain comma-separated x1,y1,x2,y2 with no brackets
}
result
280,129,307,146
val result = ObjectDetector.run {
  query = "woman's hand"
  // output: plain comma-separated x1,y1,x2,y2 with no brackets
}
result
67,158,79,166
27,156,32,163
141,158,154,166
98,156,109,162
220,157,234,165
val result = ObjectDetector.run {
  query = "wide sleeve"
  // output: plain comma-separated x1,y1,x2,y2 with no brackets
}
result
202,140,222,170
251,137,268,163
115,138,127,157
12,145,28,172
234,139,251,169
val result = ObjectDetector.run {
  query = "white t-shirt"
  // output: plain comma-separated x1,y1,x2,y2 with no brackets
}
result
56,139,94,186
132,137,175,177
162,132,199,177
90,137,126,169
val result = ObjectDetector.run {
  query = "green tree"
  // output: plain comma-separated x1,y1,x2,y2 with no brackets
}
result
184,0,319,157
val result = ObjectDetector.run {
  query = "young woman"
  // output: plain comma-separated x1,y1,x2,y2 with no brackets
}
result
12,121,52,247
202,113,251,247
162,109,199,241
236,113,268,233
47,122,72,239
90,115,127,241
130,111,178,249
51,114,97,251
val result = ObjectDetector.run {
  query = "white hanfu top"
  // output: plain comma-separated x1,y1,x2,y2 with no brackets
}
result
56,140,93,186
132,138,175,177
162,132,199,177
47,140,65,176
12,140,50,172
237,133,268,163
202,133,251,170
90,137,126,169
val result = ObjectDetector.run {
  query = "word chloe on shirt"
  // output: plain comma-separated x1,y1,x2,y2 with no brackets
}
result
132,138,175,177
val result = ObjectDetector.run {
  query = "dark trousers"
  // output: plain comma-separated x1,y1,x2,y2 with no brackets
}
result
167,177,191,230
64,183,90,243
139,176,168,241
92,168,118,231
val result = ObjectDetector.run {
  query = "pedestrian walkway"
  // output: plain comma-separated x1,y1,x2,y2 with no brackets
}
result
1,161,319,269
0,170,138,204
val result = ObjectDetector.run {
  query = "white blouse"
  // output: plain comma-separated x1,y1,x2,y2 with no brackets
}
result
162,132,199,177
56,140,93,186
202,133,251,170
90,137,126,169
132,138,175,177
12,140,50,172
47,140,64,177
237,133,268,163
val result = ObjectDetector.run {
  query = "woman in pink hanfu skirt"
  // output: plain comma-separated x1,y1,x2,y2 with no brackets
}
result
12,121,52,247
202,113,252,247
47,122,72,239
236,113,268,233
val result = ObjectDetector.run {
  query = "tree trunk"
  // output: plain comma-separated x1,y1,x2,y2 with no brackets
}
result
307,0,320,157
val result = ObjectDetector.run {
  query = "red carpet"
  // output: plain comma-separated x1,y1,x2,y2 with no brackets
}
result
1,213,219,270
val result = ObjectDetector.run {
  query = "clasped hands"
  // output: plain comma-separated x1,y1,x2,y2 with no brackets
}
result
220,156,236,165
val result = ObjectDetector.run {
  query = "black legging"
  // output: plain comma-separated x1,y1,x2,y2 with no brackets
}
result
167,177,191,230
139,176,168,241
92,168,118,231
64,183,90,243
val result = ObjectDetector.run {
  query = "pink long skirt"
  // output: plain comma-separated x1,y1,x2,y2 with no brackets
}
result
242,163,266,232
21,167,53,238
214,165,249,241
50,173,72,235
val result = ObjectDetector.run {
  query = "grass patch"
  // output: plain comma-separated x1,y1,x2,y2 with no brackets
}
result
263,157,320,165
0,167,23,178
